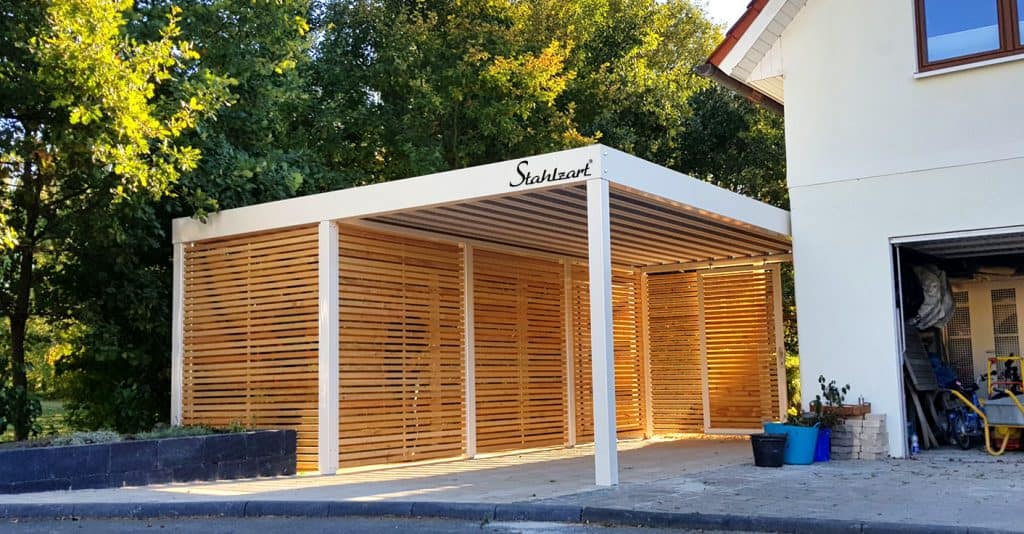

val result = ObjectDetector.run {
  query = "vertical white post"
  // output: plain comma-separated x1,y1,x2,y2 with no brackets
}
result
699,275,711,432
464,244,477,459
586,178,618,486
771,267,787,420
640,272,654,438
171,242,185,426
318,221,340,475
564,261,577,447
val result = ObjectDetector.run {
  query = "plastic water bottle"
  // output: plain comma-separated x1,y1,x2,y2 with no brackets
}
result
911,432,920,455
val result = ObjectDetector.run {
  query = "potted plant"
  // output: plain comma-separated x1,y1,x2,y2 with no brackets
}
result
809,375,851,462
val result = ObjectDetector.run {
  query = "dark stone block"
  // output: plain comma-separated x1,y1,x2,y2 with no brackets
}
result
9,478,72,494
278,453,297,476
257,457,278,477
49,444,109,479
0,448,49,482
204,433,245,463
266,454,295,476
157,436,203,469
109,441,157,472
245,431,284,458
70,473,111,490
283,430,297,455
115,470,151,487
216,459,259,480
0,503,76,519
146,468,174,485
172,463,216,483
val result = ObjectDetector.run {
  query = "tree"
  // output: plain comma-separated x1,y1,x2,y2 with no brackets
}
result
0,0,227,439
50,0,317,432
310,0,591,183
38,0,795,433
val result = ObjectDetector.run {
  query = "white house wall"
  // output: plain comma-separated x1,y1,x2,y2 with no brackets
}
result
782,0,1024,190
791,160,1024,458
778,0,1024,458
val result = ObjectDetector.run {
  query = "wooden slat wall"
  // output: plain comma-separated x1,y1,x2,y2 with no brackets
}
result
337,226,465,467
571,265,594,443
182,225,320,471
571,265,646,442
702,269,780,430
646,272,704,433
474,249,566,453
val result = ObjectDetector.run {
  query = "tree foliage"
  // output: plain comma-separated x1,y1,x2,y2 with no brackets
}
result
0,0,228,437
3,0,791,435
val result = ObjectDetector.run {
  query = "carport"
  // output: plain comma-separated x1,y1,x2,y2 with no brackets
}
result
170,144,792,486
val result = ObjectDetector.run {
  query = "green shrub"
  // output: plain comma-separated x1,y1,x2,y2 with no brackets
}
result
134,425,219,440
50,430,122,446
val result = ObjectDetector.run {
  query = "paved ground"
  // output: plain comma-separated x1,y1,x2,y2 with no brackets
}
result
2,517,752,533
0,437,751,504
539,447,1024,531
3,437,1024,531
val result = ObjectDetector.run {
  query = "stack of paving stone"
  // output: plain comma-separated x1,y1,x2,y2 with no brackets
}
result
831,414,888,460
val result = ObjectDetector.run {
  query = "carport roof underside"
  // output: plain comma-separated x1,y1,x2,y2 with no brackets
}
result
172,144,791,265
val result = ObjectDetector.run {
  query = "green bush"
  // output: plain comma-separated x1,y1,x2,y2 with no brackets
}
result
50,430,122,446
133,425,218,440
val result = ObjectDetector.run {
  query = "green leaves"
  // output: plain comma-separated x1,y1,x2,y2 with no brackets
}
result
32,0,230,197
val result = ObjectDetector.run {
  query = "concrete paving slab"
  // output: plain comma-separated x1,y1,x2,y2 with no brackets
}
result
0,437,750,505
538,447,1024,532
3,436,1023,531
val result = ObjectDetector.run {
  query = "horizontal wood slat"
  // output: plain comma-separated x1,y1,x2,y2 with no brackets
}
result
571,265,646,442
338,225,465,467
703,270,780,430
646,272,704,434
182,225,319,471
474,249,566,453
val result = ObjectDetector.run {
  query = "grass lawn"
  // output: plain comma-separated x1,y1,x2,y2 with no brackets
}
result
0,399,71,443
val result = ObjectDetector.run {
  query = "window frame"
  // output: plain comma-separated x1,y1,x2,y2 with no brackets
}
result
915,0,1024,72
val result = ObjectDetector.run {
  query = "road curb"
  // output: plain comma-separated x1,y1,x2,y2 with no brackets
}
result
0,500,1017,533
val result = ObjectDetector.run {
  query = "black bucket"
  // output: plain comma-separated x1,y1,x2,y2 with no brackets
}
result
750,433,787,468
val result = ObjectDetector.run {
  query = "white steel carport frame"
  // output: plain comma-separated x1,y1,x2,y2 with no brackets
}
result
171,144,791,486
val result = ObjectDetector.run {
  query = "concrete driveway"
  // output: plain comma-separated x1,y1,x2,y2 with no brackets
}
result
0,437,750,504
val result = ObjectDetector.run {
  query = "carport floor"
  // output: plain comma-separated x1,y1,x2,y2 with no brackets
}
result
0,437,750,504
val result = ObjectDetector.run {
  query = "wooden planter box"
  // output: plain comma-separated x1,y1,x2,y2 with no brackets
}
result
0,429,295,495
810,403,872,418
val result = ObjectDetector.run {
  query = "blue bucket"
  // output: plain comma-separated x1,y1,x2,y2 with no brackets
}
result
763,422,818,465
814,427,831,462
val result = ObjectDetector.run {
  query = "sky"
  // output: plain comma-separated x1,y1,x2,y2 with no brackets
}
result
703,0,749,27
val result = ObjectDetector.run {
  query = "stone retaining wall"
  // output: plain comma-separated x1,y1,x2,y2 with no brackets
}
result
0,429,296,494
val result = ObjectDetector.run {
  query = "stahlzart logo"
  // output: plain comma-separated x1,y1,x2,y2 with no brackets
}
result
510,159,593,188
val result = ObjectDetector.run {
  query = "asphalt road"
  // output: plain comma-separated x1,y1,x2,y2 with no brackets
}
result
2,517,756,533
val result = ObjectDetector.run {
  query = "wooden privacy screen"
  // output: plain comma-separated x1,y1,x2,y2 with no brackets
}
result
702,269,781,430
337,226,465,467
182,225,320,471
571,265,646,442
474,249,566,453
646,272,704,433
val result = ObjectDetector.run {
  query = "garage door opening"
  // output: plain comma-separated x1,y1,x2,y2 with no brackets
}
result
894,228,1024,457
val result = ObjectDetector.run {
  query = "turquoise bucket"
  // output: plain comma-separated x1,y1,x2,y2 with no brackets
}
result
763,422,818,465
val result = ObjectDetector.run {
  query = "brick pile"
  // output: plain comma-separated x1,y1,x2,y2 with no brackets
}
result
832,414,889,460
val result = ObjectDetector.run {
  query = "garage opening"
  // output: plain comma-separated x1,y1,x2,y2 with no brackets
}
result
895,229,1024,457
173,145,792,485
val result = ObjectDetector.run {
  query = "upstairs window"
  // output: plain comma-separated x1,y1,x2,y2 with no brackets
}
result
916,0,1024,71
